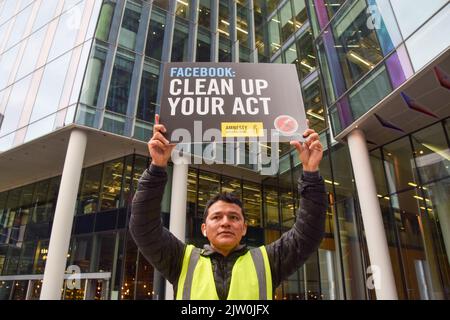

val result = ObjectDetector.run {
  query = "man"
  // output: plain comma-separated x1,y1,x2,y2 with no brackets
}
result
130,115,327,300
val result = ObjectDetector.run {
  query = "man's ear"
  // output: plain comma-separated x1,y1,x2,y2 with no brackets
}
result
201,223,207,237
242,222,247,237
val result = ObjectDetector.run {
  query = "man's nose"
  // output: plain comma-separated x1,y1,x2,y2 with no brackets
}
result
220,216,231,226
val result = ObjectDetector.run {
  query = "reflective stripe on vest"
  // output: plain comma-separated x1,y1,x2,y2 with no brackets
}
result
176,245,272,300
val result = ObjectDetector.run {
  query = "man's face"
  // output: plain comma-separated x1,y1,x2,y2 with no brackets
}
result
201,201,247,256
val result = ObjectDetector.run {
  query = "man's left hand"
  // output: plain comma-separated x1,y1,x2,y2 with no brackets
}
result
290,127,323,172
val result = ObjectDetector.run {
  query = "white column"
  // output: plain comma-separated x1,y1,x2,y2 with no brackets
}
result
40,129,87,300
347,129,398,300
165,162,188,300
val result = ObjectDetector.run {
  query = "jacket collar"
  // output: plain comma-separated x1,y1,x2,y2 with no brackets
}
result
201,244,247,257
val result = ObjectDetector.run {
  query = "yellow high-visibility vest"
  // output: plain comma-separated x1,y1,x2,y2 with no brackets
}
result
176,244,272,300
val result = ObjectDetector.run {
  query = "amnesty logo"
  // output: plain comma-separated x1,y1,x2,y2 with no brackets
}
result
221,122,264,137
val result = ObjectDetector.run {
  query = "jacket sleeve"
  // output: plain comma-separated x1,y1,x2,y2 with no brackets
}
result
129,164,186,284
265,171,327,288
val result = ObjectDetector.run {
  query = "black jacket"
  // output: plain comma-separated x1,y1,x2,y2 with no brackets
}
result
130,164,327,299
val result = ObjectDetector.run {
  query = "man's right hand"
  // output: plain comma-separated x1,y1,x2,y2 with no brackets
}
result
148,114,175,167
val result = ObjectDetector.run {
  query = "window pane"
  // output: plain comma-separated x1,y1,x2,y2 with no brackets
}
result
303,78,326,133
348,65,391,119
293,0,307,28
332,0,383,88
171,18,189,62
279,1,294,42
106,50,135,115
118,0,142,51
0,75,32,137
296,29,316,78
29,51,72,123
48,2,86,61
5,5,32,50
383,136,419,194
32,0,59,32
243,181,261,227
78,164,102,215
268,17,281,54
95,1,116,42
196,27,211,62
16,26,47,80
197,171,220,217
411,123,450,184
79,43,107,107
390,0,447,39
405,5,450,72
264,181,279,227
99,159,124,211
198,0,211,29
145,8,165,61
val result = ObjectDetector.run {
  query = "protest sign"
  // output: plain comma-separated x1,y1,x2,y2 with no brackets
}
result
159,62,308,143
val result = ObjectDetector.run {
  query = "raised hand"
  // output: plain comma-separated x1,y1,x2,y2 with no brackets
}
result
148,114,176,167
290,125,323,173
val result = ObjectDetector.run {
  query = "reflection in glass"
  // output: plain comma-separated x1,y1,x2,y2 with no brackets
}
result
80,44,107,107
95,0,116,42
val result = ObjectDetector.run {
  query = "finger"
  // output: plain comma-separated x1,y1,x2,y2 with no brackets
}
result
309,140,323,151
150,139,167,151
307,133,319,142
155,114,159,125
290,140,303,154
302,128,316,138
306,119,310,127
153,124,167,134
153,132,170,145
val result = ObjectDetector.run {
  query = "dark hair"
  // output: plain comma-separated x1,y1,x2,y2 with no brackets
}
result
203,193,245,222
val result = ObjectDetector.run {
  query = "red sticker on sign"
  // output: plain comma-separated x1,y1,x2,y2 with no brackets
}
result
274,115,298,135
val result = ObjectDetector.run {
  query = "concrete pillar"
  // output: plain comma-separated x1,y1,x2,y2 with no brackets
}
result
165,161,188,300
40,129,87,300
347,129,398,300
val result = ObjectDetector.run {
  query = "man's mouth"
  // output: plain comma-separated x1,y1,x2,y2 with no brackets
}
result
218,231,234,236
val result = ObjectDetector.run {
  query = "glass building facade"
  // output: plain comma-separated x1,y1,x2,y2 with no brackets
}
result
0,0,449,300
